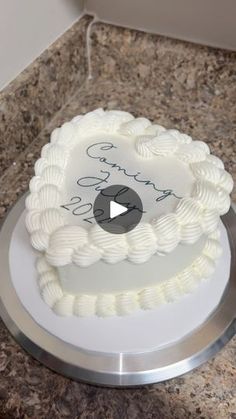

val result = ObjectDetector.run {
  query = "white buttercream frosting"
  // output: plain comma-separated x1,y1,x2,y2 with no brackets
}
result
37,228,222,317
25,108,233,269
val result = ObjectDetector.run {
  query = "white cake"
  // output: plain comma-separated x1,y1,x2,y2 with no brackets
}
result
25,109,233,317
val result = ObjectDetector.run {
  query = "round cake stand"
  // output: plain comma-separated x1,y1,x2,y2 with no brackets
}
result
0,194,236,387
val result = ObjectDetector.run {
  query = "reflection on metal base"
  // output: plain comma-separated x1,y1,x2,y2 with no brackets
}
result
0,194,236,387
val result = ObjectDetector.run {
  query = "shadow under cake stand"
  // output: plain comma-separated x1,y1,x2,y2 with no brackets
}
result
0,193,236,387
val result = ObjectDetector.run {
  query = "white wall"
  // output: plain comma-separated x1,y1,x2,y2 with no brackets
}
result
0,0,84,90
86,0,236,50
1,0,235,91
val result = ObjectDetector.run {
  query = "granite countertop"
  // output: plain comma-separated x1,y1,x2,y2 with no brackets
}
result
0,15,236,419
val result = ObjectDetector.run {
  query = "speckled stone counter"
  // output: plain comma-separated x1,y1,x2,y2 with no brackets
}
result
0,16,236,419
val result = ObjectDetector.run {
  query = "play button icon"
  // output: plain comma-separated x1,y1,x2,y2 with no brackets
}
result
110,201,128,218
93,184,144,234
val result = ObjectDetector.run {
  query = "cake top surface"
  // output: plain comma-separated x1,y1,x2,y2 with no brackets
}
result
25,108,233,267
62,132,194,225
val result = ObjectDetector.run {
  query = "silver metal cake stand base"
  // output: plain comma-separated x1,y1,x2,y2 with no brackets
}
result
0,194,236,387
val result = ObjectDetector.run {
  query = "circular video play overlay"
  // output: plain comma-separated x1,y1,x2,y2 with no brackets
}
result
93,185,144,234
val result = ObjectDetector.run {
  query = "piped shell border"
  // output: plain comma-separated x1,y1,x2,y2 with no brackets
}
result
25,108,233,267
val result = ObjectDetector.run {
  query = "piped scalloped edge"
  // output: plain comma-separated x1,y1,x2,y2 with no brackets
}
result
36,229,222,317
25,108,233,267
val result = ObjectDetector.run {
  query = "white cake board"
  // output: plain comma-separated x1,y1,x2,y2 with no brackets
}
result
9,212,231,353
0,194,236,386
